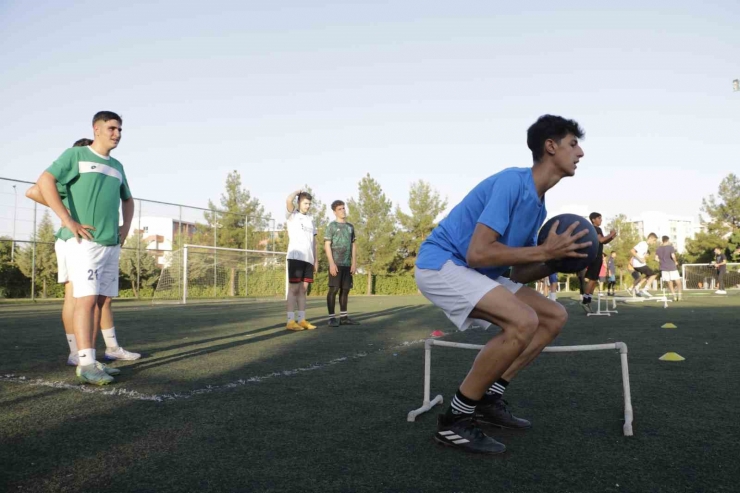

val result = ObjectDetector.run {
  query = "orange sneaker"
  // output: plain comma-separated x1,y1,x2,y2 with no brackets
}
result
298,319,317,330
286,320,304,331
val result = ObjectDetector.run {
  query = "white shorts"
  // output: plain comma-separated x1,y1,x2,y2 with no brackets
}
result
55,239,69,283
662,270,681,281
415,260,523,331
65,239,121,298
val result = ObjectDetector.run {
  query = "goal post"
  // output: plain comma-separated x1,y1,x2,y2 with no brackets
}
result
153,244,288,304
681,263,740,291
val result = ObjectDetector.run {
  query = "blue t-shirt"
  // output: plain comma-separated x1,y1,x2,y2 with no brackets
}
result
416,167,547,280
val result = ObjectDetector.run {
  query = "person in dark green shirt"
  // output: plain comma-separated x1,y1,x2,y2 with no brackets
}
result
324,200,359,326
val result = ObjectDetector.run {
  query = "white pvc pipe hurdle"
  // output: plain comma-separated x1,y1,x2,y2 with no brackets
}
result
407,339,634,437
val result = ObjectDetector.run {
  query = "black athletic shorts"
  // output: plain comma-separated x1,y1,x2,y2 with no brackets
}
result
288,259,314,284
585,257,603,281
631,271,640,281
634,265,655,277
328,266,353,289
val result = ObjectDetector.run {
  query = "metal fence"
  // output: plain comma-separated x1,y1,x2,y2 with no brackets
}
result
0,176,280,300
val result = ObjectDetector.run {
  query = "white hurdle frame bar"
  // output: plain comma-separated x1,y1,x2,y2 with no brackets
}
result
407,339,634,437
588,292,617,316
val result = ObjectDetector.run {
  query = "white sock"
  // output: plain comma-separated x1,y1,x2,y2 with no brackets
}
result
77,348,96,367
297,311,306,322
340,311,348,318
287,312,295,322
102,327,119,350
66,334,78,354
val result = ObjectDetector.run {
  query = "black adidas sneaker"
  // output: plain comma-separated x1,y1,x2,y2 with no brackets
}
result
434,414,506,454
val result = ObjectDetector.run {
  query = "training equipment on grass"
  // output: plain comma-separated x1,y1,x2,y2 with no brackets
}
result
407,339,634,436
430,330,445,337
588,293,619,316
661,323,677,329
537,214,598,273
659,352,685,361
153,245,288,304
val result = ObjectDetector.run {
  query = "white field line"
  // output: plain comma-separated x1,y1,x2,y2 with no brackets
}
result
0,340,425,403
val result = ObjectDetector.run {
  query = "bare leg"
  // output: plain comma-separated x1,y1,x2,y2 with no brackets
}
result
62,282,75,335
286,283,299,313
500,287,568,381
458,287,539,400
297,283,307,312
73,295,97,355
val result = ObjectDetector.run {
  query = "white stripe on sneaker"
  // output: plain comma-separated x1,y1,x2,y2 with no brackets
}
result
438,431,454,436
452,439,470,444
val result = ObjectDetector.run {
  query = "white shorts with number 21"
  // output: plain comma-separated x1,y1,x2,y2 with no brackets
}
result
63,239,121,298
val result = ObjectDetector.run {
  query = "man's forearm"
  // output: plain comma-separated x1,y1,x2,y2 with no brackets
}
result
467,242,548,269
325,242,335,266
510,262,553,285
37,172,72,224
121,198,135,231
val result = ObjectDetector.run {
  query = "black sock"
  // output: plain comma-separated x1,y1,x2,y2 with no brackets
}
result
445,389,480,420
483,378,509,401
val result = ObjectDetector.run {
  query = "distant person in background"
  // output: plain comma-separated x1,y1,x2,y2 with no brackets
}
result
285,189,318,331
581,212,616,312
713,247,727,294
324,200,360,327
629,233,658,297
655,236,682,301
598,253,608,293
606,251,617,296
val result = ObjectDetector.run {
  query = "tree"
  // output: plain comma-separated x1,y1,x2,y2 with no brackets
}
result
396,180,447,271
697,173,740,260
347,174,398,294
203,171,271,250
119,234,160,298
603,214,641,286
0,236,28,298
701,173,740,233
16,211,57,297
684,226,728,263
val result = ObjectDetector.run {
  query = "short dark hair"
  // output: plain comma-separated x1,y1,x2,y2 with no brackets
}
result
662,235,670,243
527,115,584,161
297,192,312,203
589,212,601,222
73,138,93,147
331,200,345,211
92,111,122,126
648,232,658,239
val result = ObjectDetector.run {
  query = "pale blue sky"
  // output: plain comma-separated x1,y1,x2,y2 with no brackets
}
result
1,0,738,240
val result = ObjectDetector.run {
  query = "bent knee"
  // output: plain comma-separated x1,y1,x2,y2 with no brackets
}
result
508,309,539,346
546,303,568,336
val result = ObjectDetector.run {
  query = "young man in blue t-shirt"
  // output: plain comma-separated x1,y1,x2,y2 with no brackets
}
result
415,115,590,455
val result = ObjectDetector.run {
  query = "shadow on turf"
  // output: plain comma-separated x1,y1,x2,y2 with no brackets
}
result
117,305,428,376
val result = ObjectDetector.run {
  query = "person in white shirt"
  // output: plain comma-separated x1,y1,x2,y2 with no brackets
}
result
284,189,319,331
628,233,658,297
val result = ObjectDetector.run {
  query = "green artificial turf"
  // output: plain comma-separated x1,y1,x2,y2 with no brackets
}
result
1,292,739,492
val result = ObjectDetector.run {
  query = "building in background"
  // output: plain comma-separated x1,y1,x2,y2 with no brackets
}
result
628,212,701,253
130,216,196,266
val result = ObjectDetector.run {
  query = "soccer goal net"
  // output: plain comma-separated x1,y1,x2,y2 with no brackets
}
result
681,263,740,290
152,245,287,304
